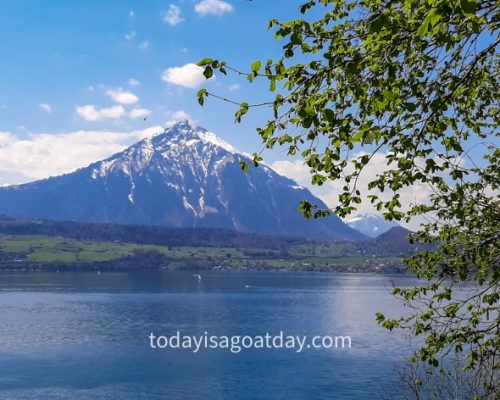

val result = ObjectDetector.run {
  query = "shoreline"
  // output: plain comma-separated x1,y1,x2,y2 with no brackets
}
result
0,260,407,274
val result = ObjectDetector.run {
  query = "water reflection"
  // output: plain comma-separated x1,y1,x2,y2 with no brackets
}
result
0,271,419,399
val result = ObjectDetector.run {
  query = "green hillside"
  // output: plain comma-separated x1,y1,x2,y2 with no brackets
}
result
0,233,404,273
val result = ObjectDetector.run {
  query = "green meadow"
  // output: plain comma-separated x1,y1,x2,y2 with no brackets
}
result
0,234,403,272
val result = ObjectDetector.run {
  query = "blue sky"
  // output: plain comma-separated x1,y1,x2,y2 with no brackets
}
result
1,0,332,190
2,1,493,227
0,0,295,142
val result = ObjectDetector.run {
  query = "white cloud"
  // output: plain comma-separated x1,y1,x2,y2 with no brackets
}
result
0,126,163,184
125,31,136,40
228,83,240,92
105,88,139,105
128,78,140,87
171,110,190,120
194,0,233,16
161,63,214,89
163,4,185,26
0,131,15,146
129,108,151,119
139,40,150,50
76,105,126,121
129,10,135,17
271,160,312,187
38,103,52,114
165,110,192,126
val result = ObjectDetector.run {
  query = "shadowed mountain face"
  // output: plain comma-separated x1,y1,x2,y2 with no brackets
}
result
374,226,414,254
0,121,365,240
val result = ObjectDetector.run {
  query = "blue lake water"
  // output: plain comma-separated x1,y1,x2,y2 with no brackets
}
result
0,271,419,399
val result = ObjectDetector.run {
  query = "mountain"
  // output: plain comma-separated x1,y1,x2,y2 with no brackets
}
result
0,120,365,241
374,226,413,254
344,213,400,238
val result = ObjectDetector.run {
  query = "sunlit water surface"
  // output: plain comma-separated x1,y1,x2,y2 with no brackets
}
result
0,271,420,399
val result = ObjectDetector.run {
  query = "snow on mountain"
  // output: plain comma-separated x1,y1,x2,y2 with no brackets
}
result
0,121,365,240
344,213,400,238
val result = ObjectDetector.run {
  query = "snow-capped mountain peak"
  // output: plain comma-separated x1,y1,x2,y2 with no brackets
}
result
344,213,400,238
153,120,237,154
90,121,237,180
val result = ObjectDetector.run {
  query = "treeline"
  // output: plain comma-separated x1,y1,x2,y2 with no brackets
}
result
0,216,308,249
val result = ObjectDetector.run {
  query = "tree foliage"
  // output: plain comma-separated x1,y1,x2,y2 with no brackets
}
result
198,0,499,396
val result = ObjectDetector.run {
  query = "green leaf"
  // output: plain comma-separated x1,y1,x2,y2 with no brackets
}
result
270,78,276,92
234,102,249,123
196,89,208,106
301,117,313,129
417,9,442,38
298,200,313,219
405,102,417,112
345,62,357,75
252,153,263,167
197,58,213,66
368,13,389,33
203,66,213,79
460,0,476,14
323,108,336,123
251,60,262,76
239,160,249,172
417,19,430,38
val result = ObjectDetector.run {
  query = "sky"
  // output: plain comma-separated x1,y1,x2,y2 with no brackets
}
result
0,0,477,227
0,1,295,177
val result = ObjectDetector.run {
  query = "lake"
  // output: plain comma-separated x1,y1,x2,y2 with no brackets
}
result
0,271,419,399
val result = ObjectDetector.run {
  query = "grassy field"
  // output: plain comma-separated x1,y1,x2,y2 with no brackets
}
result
0,233,404,271
0,234,249,261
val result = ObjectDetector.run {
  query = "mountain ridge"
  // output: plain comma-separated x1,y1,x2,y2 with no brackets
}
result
0,121,365,241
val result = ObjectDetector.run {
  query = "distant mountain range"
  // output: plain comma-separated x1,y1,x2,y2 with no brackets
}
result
0,121,365,241
344,213,400,238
